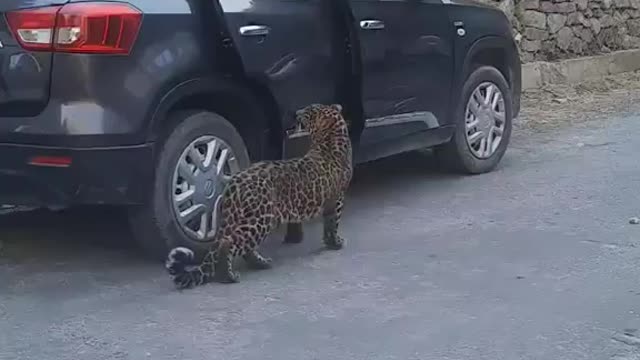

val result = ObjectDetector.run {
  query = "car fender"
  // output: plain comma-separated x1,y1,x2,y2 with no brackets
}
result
455,35,521,116
146,76,271,142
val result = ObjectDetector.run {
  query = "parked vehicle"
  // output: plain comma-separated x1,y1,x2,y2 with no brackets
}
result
0,0,521,259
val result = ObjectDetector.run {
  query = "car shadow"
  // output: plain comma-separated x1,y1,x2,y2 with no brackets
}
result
0,150,463,278
349,149,462,197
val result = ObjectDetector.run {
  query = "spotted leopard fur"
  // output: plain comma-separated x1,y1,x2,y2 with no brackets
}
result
166,103,353,288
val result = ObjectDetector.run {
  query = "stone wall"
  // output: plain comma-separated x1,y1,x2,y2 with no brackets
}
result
480,0,640,62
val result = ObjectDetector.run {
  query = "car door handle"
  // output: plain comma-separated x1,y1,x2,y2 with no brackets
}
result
360,19,385,30
239,25,270,37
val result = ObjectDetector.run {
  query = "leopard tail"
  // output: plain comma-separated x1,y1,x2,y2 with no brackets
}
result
165,246,216,289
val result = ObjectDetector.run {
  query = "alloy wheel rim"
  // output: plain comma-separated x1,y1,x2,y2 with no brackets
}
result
464,81,507,159
171,135,240,242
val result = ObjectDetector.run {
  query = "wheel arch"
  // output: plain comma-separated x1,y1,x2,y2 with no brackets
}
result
147,77,283,162
458,35,522,117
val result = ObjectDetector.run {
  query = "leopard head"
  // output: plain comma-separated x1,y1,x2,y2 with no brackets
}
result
294,103,344,134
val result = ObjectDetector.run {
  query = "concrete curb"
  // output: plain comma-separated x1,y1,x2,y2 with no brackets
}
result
522,49,640,90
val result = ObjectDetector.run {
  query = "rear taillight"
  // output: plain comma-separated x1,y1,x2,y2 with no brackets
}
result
5,6,60,51
6,2,142,55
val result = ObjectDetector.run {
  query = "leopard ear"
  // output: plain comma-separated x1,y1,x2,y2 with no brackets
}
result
331,104,343,113
295,109,304,117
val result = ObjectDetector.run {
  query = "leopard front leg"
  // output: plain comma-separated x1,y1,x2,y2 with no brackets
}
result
323,193,346,250
283,223,304,244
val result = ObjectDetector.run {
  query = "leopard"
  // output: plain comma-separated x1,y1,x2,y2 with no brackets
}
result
166,103,353,289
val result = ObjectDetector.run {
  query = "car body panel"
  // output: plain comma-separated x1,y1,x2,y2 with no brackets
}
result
0,0,69,117
216,0,343,130
348,0,455,128
0,0,221,148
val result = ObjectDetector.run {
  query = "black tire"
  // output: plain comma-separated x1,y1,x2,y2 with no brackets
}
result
128,111,251,261
435,65,513,174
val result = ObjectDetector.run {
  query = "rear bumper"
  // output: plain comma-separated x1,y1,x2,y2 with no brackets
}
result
0,142,154,207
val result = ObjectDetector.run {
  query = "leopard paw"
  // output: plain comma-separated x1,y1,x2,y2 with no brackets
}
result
215,271,240,284
324,236,345,250
244,254,273,270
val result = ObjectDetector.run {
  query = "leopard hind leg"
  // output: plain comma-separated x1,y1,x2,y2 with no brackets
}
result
323,193,346,250
214,220,276,282
213,238,241,283
243,219,277,270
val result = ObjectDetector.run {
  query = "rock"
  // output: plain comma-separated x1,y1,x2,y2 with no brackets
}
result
553,97,568,103
521,51,535,62
567,12,591,26
497,0,516,23
541,1,576,11
523,10,547,29
623,34,640,47
577,0,589,10
523,0,540,9
604,0,614,8
600,14,616,27
599,28,619,48
525,27,550,40
574,26,595,42
626,9,640,17
614,23,629,36
540,1,555,11
591,18,603,34
569,37,585,53
548,14,568,33
632,0,640,9
557,26,575,50
556,1,578,12
514,32,523,42
628,19,640,35
542,39,556,53
614,0,632,7
629,217,640,224
521,39,542,51
615,10,630,23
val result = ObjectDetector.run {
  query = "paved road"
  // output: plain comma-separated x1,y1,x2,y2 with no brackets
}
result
2,116,640,360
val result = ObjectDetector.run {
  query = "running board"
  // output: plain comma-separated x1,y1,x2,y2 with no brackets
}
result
283,111,453,164
355,112,451,164
364,111,440,129
354,126,454,164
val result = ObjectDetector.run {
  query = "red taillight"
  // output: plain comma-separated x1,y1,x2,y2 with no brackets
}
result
6,2,142,55
55,3,142,54
5,6,60,51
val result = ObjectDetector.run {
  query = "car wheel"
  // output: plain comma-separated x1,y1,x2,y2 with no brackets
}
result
128,110,250,261
435,65,513,174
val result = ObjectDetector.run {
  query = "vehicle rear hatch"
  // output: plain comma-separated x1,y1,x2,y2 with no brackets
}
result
0,0,68,117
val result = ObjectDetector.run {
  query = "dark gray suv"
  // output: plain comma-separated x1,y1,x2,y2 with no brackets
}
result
0,0,521,259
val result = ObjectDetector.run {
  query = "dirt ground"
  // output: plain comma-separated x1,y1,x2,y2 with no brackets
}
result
518,70,640,130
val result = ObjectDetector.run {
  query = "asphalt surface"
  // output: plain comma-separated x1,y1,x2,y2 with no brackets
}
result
2,116,640,360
